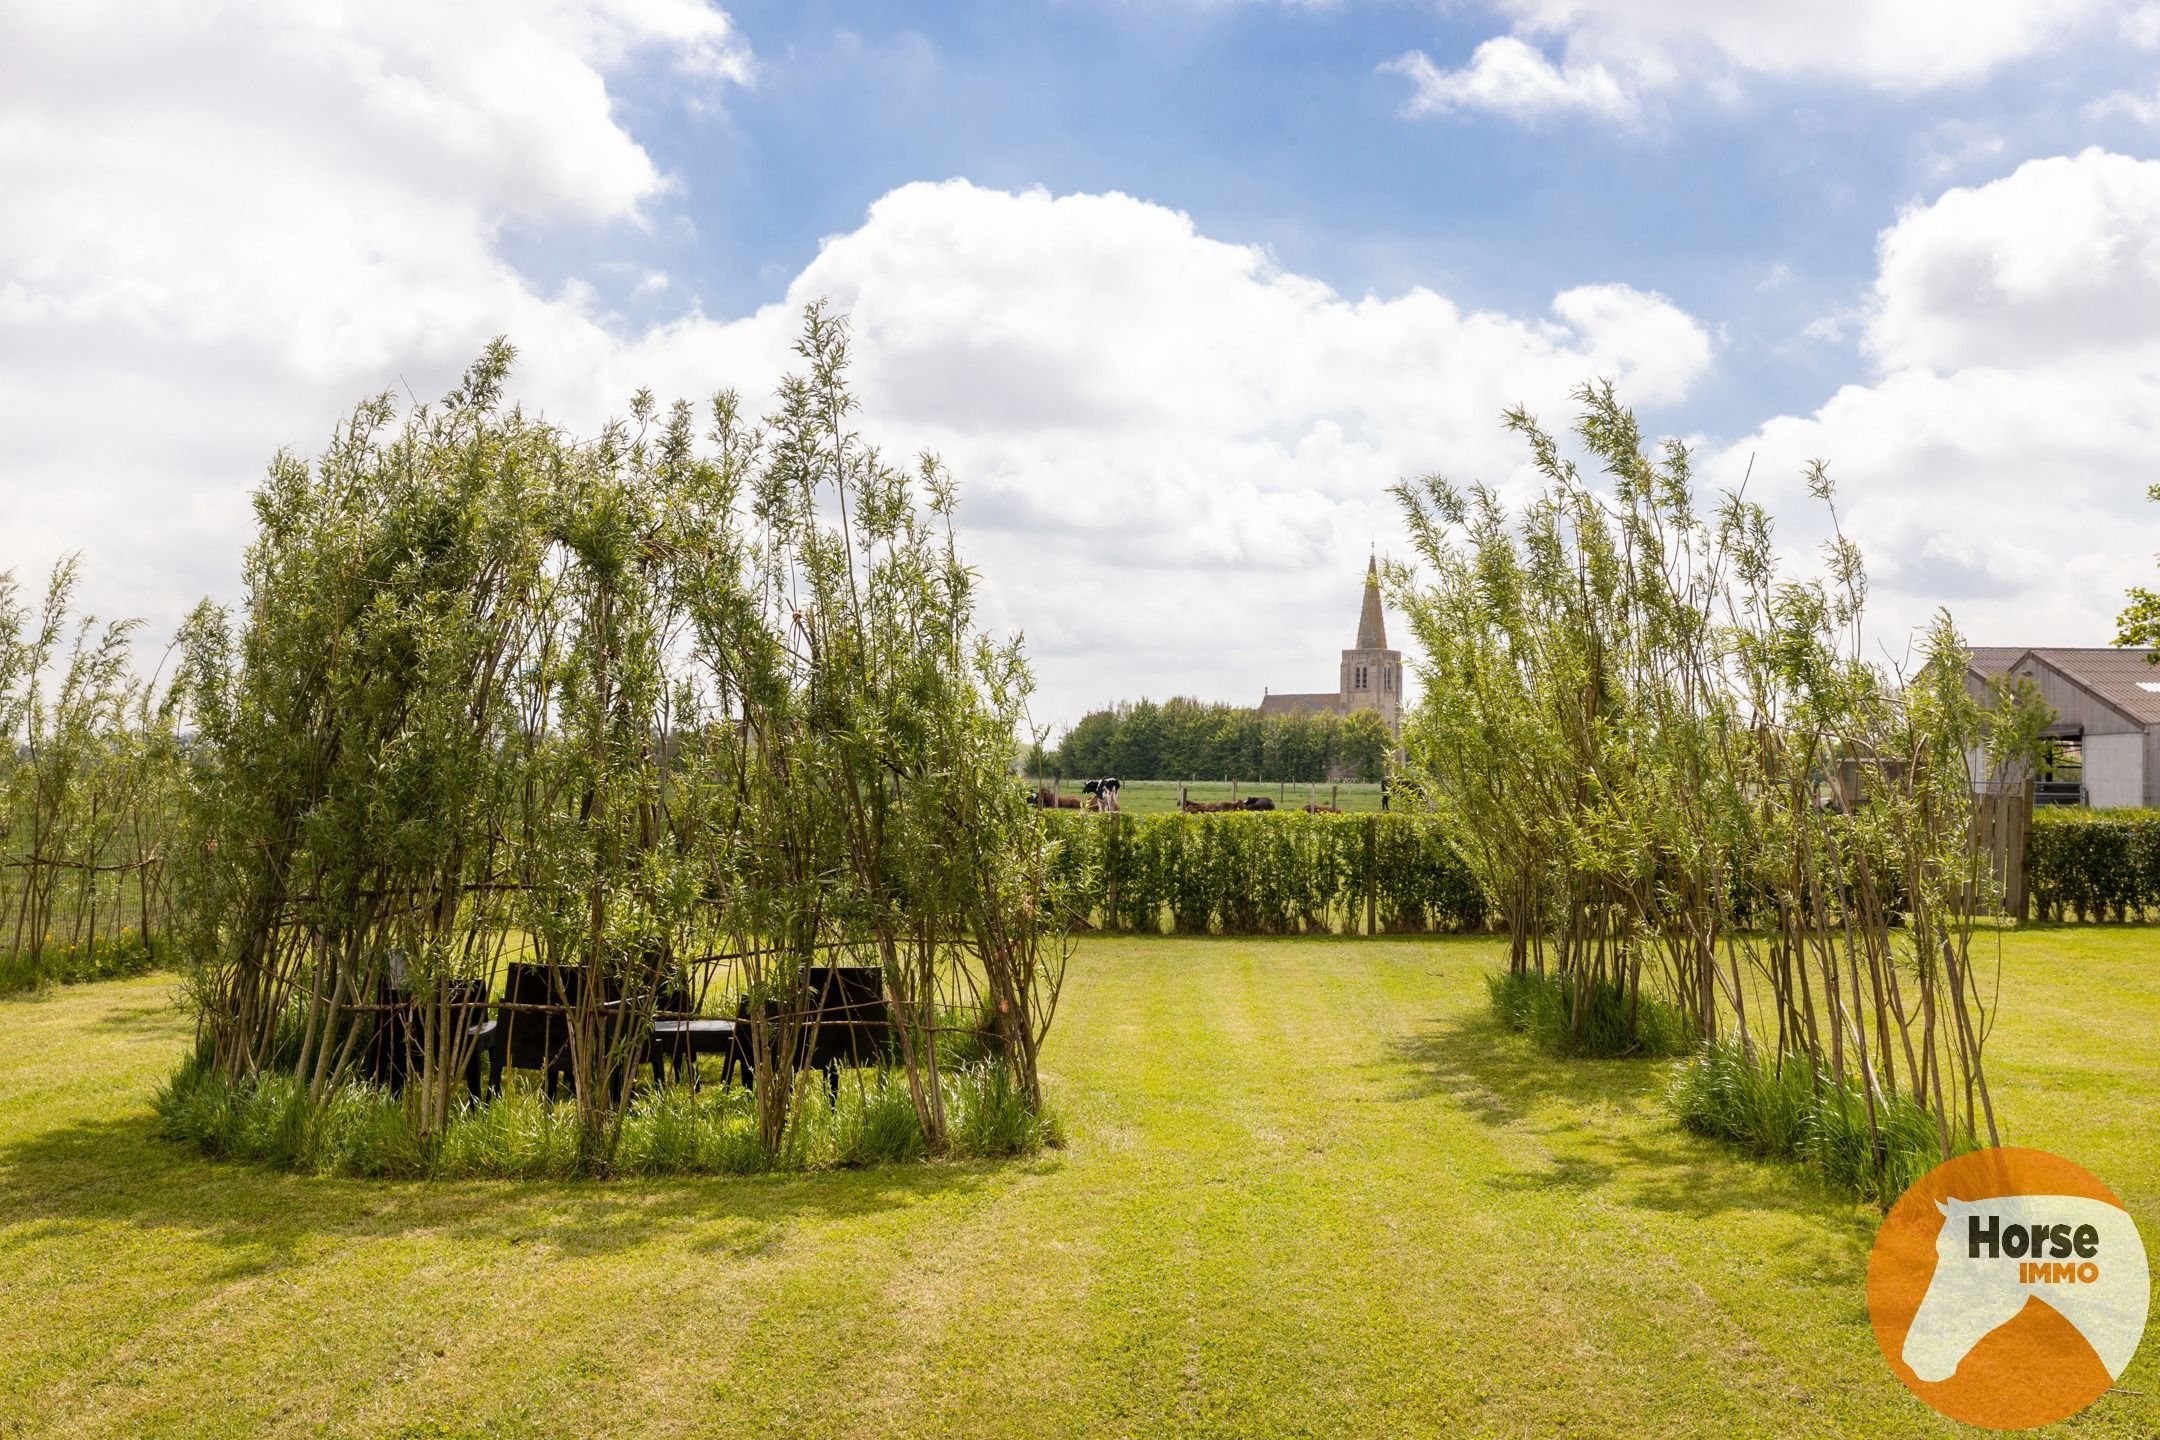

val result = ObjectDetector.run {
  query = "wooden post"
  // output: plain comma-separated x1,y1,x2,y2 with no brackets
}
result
1179,781,1187,808
1104,811,1121,932
1231,778,1239,803
1971,781,2033,923
1364,814,1378,937
1331,783,1338,810
2011,777,2032,922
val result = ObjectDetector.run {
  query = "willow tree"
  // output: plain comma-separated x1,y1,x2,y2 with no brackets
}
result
170,346,581,1119
0,559,182,986
173,306,1066,1162
677,305,1066,1152
1392,394,1725,1034
1393,383,2038,1172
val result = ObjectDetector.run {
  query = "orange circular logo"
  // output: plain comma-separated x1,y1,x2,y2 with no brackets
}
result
1868,1147,2150,1430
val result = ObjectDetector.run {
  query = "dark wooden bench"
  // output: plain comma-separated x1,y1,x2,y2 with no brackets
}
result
490,961,585,1099
734,964,894,1093
494,962,745,1096
363,976,494,1097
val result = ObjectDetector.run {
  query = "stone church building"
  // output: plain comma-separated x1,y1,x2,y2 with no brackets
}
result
1257,559,1404,754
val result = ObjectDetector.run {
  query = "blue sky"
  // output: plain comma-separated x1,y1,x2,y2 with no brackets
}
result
7,1,2160,729
570,1,2158,427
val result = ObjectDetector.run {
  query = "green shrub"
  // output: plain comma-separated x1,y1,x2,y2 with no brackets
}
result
2027,808,2160,922
154,1058,1057,1179
0,935,162,995
1666,1040,1973,1204
1485,967,1689,1059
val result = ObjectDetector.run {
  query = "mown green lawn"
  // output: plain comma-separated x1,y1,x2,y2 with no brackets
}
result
0,929,2153,1438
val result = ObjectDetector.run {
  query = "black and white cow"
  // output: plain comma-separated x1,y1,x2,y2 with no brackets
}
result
1080,776,1122,812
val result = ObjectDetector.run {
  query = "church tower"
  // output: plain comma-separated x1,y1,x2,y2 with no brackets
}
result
1337,557,1402,738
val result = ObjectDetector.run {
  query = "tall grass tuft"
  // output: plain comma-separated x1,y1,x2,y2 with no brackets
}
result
154,1057,1059,1180
944,1061,1064,1157
1667,1039,1971,1204
1485,968,1689,1059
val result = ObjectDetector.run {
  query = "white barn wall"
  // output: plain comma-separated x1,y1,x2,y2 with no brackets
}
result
2083,732,2147,809
1974,651,2158,809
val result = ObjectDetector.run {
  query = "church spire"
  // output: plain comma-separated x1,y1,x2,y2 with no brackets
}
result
1355,555,1387,650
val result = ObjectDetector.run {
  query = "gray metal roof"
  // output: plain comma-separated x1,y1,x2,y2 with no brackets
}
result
1965,646,2032,677
1967,646,2160,727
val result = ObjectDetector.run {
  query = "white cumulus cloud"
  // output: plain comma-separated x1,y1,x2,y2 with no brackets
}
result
2124,2,2160,48
1869,148,2160,372
1394,0,2099,124
1715,148,2160,653
0,0,753,637
743,181,1710,711
2086,80,2160,128
1383,37,1641,123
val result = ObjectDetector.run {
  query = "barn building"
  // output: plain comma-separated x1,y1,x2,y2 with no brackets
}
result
1258,559,1404,755
1966,647,2160,808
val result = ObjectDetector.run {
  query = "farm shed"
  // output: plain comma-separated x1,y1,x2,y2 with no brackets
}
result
1967,647,2160,809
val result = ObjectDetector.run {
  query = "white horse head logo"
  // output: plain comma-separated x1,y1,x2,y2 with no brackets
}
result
1904,1194,2149,1384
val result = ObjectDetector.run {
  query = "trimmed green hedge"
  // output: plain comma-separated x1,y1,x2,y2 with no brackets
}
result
2028,809,2160,922
1045,811,1488,935
1046,807,2160,937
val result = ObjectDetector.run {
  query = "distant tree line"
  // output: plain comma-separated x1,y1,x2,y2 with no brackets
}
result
1045,697,1393,783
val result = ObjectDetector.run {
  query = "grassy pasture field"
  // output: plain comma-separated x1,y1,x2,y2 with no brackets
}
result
0,930,2154,1438
1042,777,1388,812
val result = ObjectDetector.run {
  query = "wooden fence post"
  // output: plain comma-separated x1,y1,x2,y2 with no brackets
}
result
2011,777,2032,922
1364,814,1378,937
1102,811,1120,932
1972,780,2035,923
